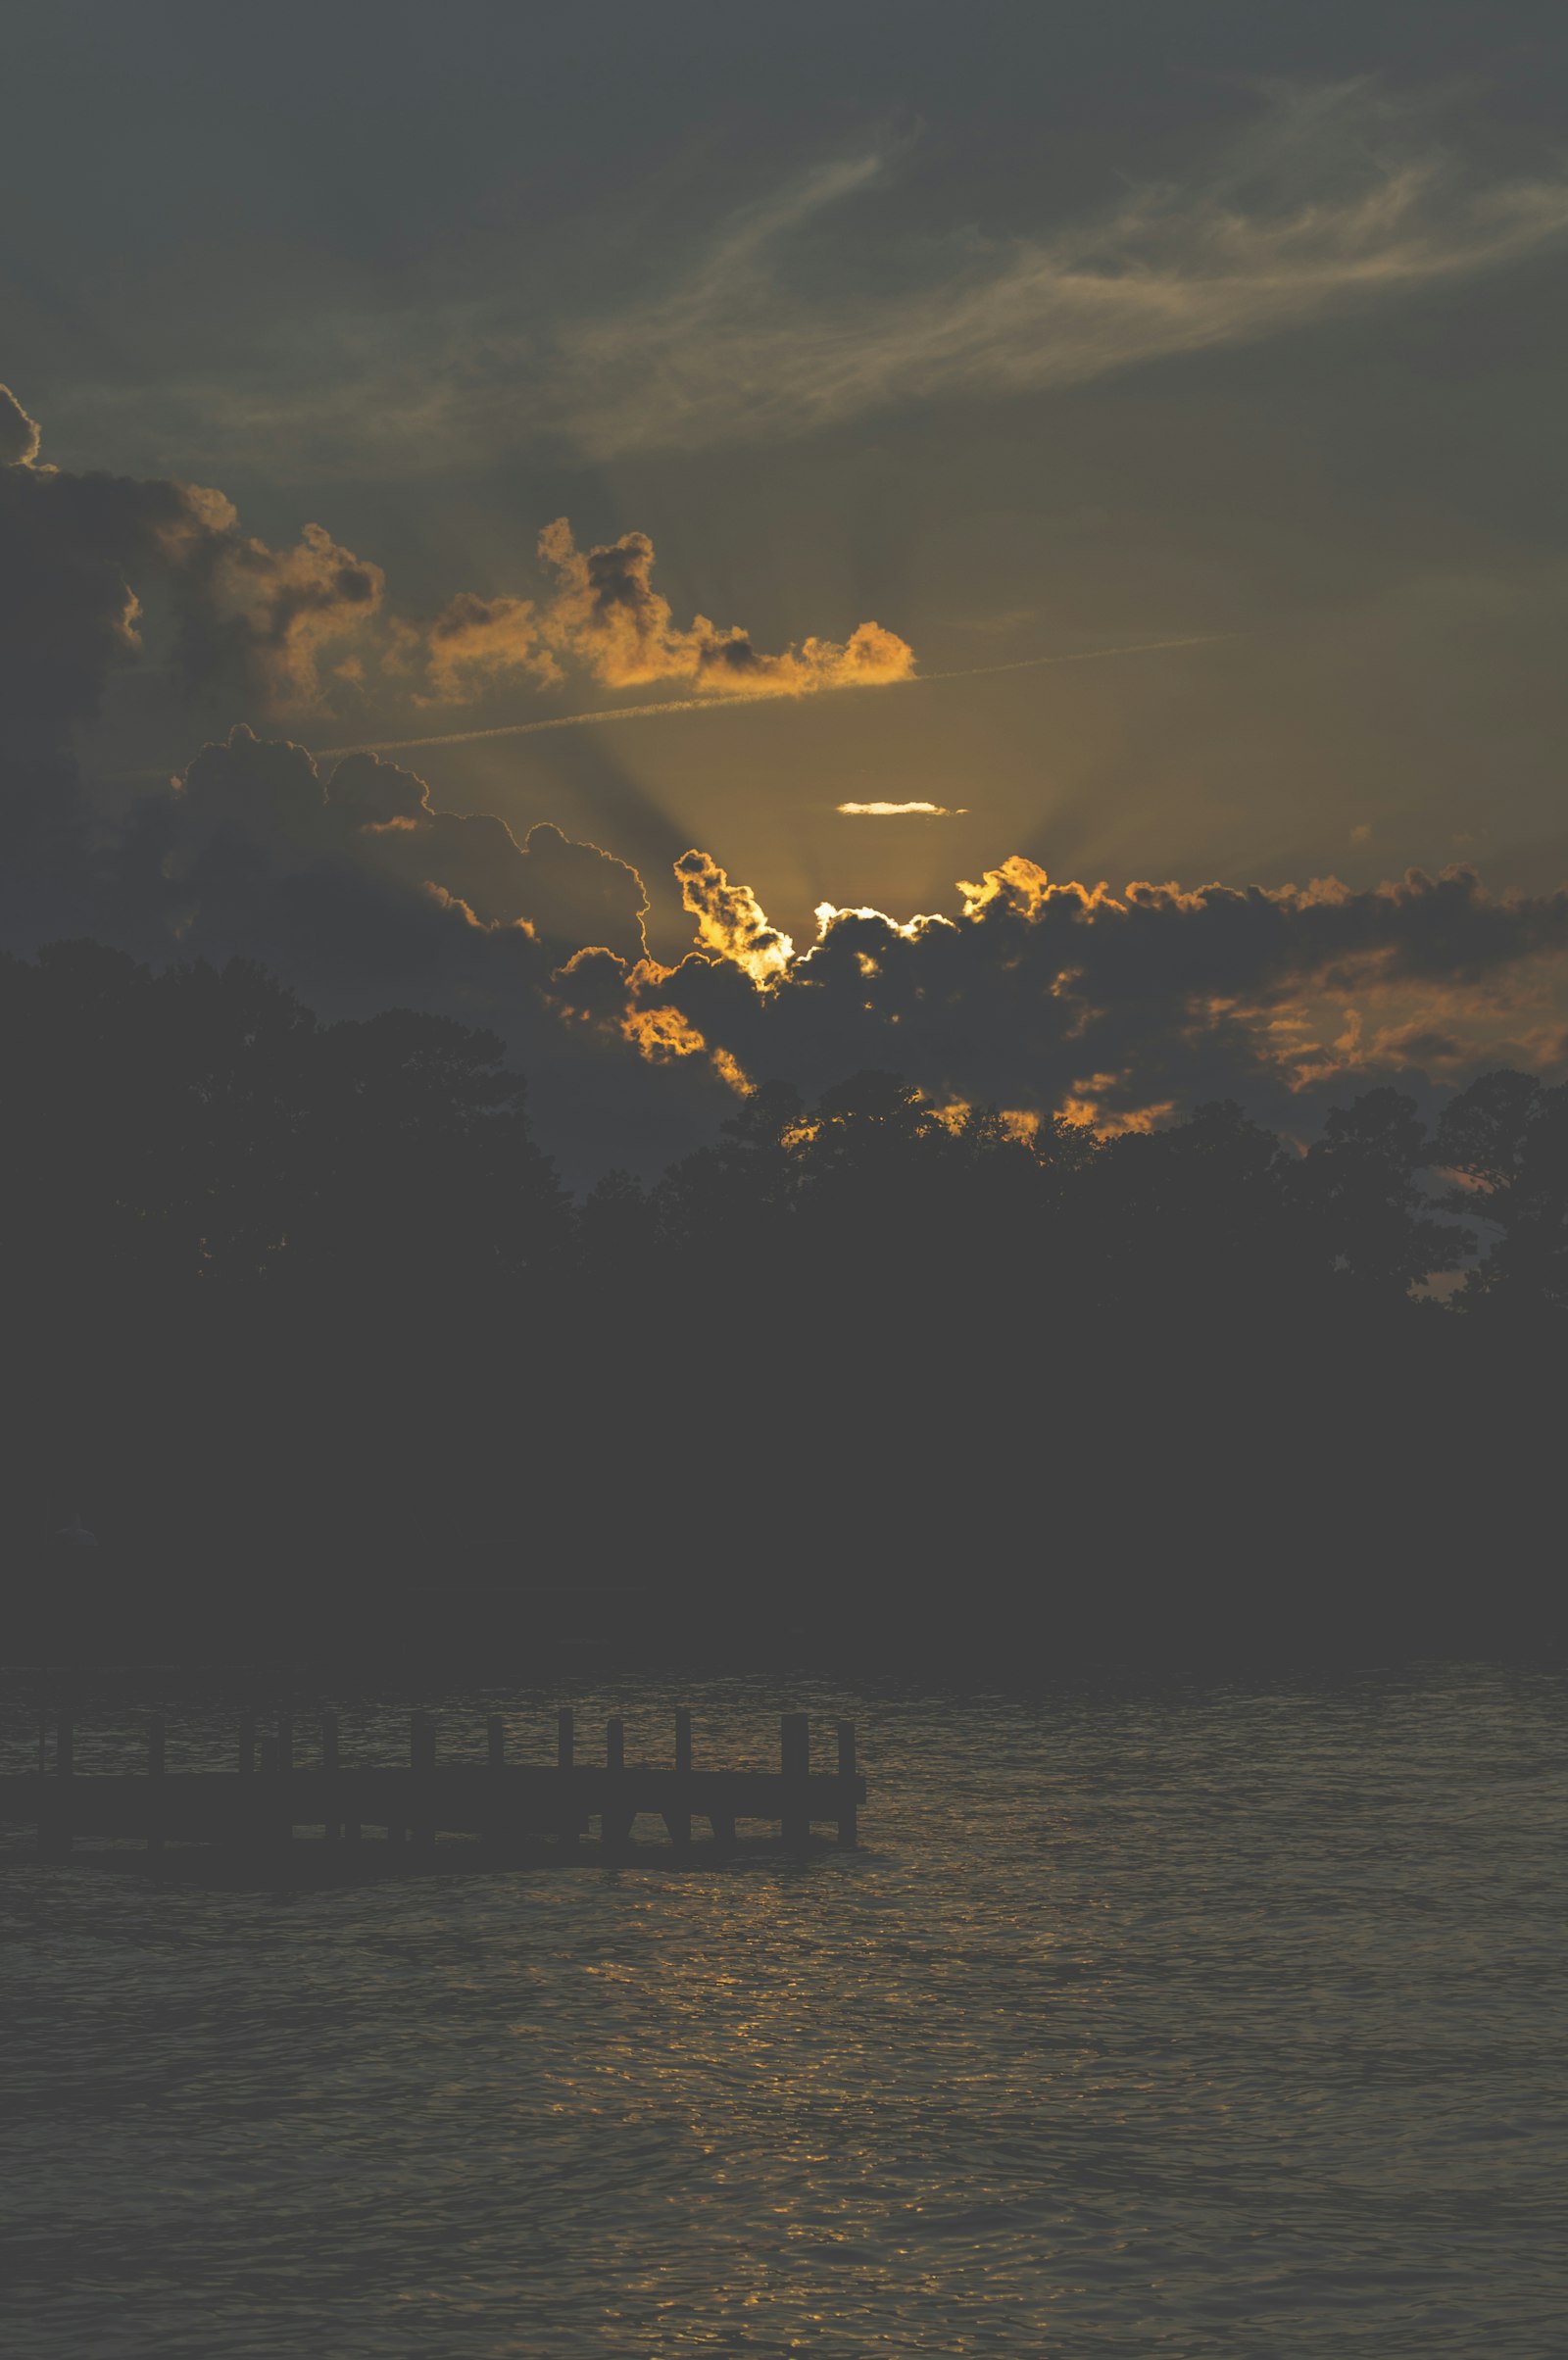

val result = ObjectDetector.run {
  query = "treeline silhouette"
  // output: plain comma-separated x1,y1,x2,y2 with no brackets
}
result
5,942,1565,1662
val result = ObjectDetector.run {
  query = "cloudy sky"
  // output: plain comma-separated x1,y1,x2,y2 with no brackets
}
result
4,1,1568,1175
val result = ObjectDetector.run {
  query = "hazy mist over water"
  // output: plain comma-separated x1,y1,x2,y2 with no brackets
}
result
4,1666,1564,2355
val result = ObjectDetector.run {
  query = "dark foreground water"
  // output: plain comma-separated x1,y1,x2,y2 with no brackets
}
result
3,1665,1566,2356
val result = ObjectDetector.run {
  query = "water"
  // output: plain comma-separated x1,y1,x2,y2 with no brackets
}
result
3,1665,1565,2356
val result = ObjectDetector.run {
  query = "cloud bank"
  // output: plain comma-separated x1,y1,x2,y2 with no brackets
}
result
583,854,1568,1140
0,387,912,742
47,81,1568,485
5,381,1568,1179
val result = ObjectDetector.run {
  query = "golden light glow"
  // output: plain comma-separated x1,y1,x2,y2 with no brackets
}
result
677,852,796,984
837,801,965,817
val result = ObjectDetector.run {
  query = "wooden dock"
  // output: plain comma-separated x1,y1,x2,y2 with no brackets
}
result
1,1707,866,1868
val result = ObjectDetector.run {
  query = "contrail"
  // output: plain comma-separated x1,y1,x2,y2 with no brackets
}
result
912,632,1229,685
111,632,1231,781
307,633,1231,761
310,691,724,761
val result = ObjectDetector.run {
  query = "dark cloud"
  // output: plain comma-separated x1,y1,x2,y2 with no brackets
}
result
94,727,722,1179
106,723,652,1003
0,399,228,938
328,753,649,961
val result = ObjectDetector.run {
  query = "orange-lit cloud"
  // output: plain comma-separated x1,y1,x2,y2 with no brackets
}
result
190,518,386,709
391,591,560,704
674,849,795,983
368,516,914,713
0,383,42,467
534,517,913,700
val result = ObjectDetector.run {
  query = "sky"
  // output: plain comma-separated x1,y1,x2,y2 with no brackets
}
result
4,0,1568,1178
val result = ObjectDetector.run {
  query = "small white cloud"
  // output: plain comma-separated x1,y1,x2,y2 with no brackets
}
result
837,800,966,817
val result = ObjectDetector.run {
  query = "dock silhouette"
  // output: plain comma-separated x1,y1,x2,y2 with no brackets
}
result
4,1707,865,1871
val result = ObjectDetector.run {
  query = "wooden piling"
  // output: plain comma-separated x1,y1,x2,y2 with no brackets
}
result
321,1711,340,1842
557,1707,578,1844
604,1716,632,1850
665,1706,692,1849
147,1715,166,1853
41,1707,74,1859
256,1731,280,1842
836,1721,858,1847
412,1710,435,1852
479,1714,506,1854
276,1714,294,1842
780,1713,810,1847
238,1712,256,1777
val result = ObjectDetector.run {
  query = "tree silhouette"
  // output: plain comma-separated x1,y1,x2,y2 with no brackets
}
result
1296,1085,1470,1303
4,938,1567,1660
1435,1069,1568,1314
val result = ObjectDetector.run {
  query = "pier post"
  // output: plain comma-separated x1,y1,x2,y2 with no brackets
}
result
780,1713,810,1849
604,1716,631,1850
836,1721,858,1848
238,1711,256,1778
556,1707,581,1846
665,1707,693,1850
41,1707,74,1859
147,1714,166,1853
258,1732,279,1844
483,1714,506,1853
276,1713,294,1843
412,1710,435,1854
321,1711,341,1843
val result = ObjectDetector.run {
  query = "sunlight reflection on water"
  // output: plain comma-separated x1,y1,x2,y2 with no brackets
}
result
3,1665,1565,2356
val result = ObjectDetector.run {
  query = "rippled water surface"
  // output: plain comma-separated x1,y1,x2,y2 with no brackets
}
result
4,1665,1566,2356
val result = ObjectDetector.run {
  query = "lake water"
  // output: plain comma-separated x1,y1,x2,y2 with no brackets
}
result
3,1664,1565,2356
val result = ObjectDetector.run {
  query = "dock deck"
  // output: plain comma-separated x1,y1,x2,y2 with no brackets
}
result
2,1707,866,1867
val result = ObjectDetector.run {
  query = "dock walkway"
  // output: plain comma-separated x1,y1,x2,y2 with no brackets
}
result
2,1708,865,1864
